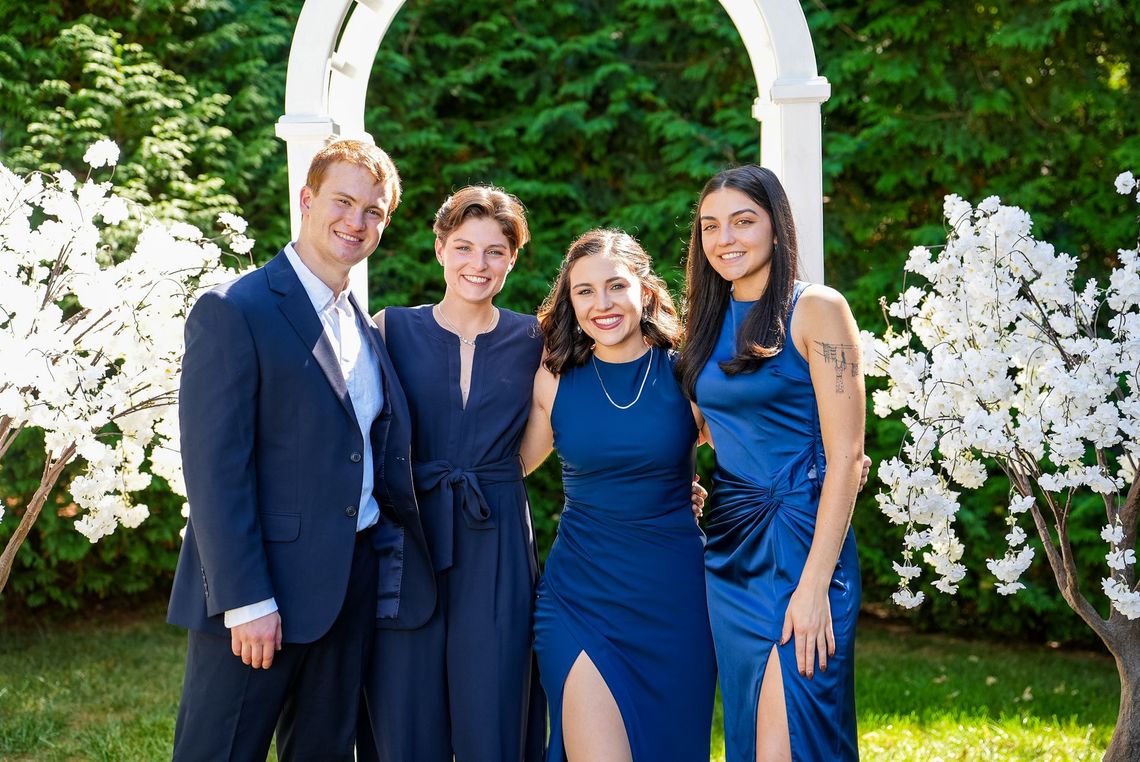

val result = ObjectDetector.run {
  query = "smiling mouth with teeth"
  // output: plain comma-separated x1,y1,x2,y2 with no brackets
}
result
720,252,745,260
462,275,490,284
593,315,623,328
335,231,362,243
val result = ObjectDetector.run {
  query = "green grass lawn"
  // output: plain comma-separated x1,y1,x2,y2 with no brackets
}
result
0,608,1118,761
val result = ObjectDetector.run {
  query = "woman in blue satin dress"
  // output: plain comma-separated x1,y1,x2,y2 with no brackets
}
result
358,186,546,762
520,229,717,762
675,166,865,761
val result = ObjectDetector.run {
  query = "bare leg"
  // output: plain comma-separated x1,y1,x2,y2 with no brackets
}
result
756,644,791,762
563,651,632,762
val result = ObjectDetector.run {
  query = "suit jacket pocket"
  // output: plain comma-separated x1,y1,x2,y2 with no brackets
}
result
259,511,301,542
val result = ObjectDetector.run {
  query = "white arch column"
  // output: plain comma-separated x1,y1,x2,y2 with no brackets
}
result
275,0,403,304
718,0,831,284
277,0,831,302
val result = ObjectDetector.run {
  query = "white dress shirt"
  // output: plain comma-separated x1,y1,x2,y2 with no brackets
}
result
224,244,384,628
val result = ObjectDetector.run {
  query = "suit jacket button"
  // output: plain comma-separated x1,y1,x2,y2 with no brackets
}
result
350,452,362,463
345,505,358,517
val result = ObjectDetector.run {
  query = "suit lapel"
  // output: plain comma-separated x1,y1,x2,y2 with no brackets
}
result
267,252,356,422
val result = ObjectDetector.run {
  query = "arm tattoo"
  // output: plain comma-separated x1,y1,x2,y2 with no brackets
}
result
815,342,860,393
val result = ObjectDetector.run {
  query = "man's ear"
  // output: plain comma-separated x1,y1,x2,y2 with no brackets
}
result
434,237,445,266
299,185,313,214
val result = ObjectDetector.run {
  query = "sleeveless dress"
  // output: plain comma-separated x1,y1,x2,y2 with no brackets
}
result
359,305,546,762
696,282,860,762
534,348,716,762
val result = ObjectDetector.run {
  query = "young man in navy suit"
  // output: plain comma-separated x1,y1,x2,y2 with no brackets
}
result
167,140,435,761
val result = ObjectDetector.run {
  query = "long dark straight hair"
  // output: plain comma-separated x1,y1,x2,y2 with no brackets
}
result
538,228,681,375
675,165,799,399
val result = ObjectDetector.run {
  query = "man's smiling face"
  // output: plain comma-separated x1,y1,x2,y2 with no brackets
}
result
295,161,392,289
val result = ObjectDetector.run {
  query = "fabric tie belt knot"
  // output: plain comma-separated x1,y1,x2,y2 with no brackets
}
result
413,455,523,571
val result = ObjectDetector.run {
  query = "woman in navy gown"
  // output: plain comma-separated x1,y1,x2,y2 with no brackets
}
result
675,166,865,761
358,186,546,762
520,229,717,762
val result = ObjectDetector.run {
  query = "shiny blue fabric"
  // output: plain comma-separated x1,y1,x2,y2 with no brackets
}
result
697,283,860,762
534,349,716,762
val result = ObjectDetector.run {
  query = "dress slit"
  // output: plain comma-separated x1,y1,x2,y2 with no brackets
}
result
561,650,634,760
752,642,797,762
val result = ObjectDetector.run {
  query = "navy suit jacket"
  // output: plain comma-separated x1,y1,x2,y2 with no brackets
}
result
167,251,435,643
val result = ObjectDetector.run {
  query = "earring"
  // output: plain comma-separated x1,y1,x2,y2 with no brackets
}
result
576,325,583,335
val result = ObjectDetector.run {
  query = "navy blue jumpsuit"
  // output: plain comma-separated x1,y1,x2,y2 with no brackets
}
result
358,305,546,762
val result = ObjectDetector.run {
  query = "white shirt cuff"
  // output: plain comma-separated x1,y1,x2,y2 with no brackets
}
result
224,598,278,628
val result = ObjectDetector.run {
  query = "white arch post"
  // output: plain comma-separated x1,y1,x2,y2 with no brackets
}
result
276,0,831,304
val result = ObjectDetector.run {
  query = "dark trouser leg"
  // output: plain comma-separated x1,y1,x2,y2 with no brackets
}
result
359,572,451,762
448,511,541,761
173,629,296,762
522,653,549,762
276,537,378,762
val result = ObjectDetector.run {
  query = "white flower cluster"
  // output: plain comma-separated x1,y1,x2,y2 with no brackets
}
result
0,144,251,541
869,175,1140,619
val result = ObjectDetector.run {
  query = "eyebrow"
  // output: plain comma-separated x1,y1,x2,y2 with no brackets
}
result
571,276,628,289
332,191,385,211
453,238,506,248
699,208,759,220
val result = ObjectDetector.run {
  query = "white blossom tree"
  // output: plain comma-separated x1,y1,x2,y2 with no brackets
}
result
0,142,252,592
866,174,1140,760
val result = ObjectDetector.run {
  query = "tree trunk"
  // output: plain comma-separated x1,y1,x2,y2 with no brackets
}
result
0,443,75,594
1102,618,1140,761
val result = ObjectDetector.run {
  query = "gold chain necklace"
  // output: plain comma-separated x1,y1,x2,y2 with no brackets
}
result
436,304,497,347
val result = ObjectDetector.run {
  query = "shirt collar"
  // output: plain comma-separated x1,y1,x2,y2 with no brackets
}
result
283,242,346,313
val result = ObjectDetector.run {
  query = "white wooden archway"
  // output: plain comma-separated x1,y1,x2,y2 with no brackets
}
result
275,0,831,303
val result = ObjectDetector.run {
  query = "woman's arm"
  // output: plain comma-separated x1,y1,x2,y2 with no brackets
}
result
371,308,387,341
782,285,866,679
519,365,558,476
690,402,713,449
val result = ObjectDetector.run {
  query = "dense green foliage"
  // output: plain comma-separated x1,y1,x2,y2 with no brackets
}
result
1,0,1138,645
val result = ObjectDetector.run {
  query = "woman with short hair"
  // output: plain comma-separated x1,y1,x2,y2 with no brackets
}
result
358,185,546,762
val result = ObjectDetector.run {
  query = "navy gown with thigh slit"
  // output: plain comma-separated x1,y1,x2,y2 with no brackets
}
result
533,347,716,762
696,282,860,762
359,305,546,762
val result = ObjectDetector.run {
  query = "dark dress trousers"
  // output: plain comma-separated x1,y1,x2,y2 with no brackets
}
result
167,251,435,761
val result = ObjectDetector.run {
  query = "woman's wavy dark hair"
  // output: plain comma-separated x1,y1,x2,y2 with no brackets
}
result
675,165,799,399
538,228,681,375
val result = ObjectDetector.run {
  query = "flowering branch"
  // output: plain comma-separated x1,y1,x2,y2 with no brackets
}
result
865,175,1140,624
0,141,252,593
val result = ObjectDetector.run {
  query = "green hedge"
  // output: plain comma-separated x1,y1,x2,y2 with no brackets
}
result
2,0,1137,645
